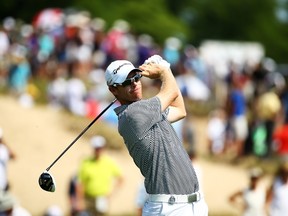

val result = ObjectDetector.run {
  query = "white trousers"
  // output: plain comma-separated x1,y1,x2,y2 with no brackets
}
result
142,197,208,216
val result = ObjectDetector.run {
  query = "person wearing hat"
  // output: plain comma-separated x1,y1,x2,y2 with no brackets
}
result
0,190,15,215
104,55,208,216
0,190,31,216
266,160,288,216
229,167,267,216
77,135,123,216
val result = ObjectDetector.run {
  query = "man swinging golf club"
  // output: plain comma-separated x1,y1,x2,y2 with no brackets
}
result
105,55,208,216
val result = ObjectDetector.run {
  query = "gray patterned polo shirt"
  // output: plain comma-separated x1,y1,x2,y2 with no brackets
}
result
114,96,199,195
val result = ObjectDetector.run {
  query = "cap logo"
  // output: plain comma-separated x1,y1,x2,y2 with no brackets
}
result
113,63,131,74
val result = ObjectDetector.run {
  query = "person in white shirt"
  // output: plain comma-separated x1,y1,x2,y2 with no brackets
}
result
266,160,288,216
229,167,267,216
0,190,31,216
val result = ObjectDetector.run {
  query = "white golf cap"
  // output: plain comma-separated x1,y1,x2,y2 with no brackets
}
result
90,135,106,148
105,60,141,86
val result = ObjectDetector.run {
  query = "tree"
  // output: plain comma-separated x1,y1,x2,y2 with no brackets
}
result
72,0,189,44
0,0,72,22
165,0,288,62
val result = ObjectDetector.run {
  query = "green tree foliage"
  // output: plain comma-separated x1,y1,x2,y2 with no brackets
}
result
0,0,71,21
166,0,288,62
72,0,188,44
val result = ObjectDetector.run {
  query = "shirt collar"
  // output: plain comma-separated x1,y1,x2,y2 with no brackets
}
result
114,104,128,116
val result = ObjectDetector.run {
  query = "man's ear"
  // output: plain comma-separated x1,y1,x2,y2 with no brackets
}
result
108,86,118,95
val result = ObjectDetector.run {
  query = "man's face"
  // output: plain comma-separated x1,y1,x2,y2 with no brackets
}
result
110,71,143,104
93,147,103,159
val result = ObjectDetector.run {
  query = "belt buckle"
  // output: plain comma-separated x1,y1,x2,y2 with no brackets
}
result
188,193,198,203
168,196,175,205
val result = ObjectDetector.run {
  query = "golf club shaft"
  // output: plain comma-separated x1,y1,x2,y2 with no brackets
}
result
46,98,117,171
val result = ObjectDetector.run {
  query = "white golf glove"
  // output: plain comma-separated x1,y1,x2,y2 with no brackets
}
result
144,55,170,69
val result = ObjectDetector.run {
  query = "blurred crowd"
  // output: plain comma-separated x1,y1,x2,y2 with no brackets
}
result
1,8,288,216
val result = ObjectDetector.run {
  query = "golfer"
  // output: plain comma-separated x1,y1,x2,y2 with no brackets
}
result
105,55,208,215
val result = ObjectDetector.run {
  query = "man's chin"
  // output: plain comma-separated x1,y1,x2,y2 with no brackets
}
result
130,96,142,102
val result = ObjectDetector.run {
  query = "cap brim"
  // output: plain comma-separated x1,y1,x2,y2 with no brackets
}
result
130,68,142,73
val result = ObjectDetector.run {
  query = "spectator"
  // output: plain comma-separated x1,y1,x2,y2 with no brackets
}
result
266,160,288,216
46,69,67,110
136,34,154,65
103,19,132,61
65,70,87,116
68,175,82,216
250,59,284,158
0,27,10,58
0,27,10,82
182,44,210,87
225,72,248,159
229,167,267,216
255,81,282,158
272,123,288,158
162,37,181,72
0,190,31,216
37,30,55,64
207,108,227,156
77,135,123,216
7,44,31,96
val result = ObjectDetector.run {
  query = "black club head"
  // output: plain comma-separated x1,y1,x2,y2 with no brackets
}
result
38,171,56,192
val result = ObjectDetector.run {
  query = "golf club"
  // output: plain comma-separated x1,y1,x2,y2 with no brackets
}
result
39,98,117,192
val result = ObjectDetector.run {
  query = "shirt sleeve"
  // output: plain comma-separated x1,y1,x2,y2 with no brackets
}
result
125,97,163,139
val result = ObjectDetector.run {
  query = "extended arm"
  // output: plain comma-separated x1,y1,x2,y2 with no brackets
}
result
140,57,186,122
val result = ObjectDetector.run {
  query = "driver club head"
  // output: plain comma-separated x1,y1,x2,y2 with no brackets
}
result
38,171,56,192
